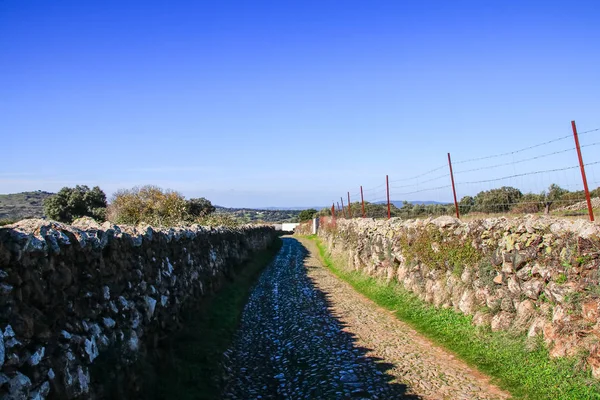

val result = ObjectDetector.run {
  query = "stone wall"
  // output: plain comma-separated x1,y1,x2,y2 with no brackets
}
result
317,215,600,377
0,218,277,399
293,220,312,236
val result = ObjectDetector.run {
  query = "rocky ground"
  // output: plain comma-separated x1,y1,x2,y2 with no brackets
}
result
222,237,509,400
556,196,600,211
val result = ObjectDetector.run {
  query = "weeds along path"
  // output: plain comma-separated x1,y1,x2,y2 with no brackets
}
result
222,237,509,400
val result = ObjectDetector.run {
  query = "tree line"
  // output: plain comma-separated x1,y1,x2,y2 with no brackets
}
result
42,185,229,226
311,184,600,219
37,182,600,227
41,185,303,227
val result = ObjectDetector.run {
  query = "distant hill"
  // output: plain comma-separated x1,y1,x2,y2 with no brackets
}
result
256,206,326,211
0,191,54,221
0,193,305,224
215,206,302,223
374,200,448,208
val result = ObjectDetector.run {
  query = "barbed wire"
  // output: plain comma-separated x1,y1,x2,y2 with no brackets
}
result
453,135,571,164
391,184,452,196
459,161,600,185
390,173,450,189
362,183,386,193
335,127,599,214
455,198,590,207
454,147,576,174
453,128,599,165
388,164,447,183
364,191,388,201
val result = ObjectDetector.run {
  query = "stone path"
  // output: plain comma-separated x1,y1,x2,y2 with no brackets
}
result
222,237,510,399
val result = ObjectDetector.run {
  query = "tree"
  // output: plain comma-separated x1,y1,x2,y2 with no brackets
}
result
186,197,216,218
196,213,241,228
43,185,107,223
542,184,568,214
317,207,332,217
298,209,318,222
107,185,188,226
458,196,475,214
473,186,522,213
362,202,396,218
511,193,544,214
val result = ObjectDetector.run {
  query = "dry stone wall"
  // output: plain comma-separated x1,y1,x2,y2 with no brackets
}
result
0,218,277,399
317,215,600,377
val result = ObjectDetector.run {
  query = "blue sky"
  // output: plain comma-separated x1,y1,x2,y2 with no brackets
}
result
1,0,599,208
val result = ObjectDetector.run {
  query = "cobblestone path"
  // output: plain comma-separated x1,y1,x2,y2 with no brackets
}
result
222,237,510,400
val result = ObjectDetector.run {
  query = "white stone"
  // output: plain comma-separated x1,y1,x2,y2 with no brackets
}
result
103,317,116,329
8,372,32,396
89,323,102,337
29,381,50,400
103,286,111,300
4,325,15,338
84,337,98,362
28,346,45,366
129,331,139,351
77,366,90,394
144,296,157,319
5,337,21,349
0,283,13,295
118,296,129,310
60,330,72,340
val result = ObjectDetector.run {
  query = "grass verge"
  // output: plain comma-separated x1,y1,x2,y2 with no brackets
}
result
306,235,600,400
152,237,282,400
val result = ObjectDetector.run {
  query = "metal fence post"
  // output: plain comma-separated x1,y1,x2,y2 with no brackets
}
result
386,175,391,220
360,186,366,218
447,153,460,219
347,192,352,218
572,120,595,221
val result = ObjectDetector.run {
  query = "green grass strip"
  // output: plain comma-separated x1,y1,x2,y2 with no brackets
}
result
153,238,283,400
306,235,600,400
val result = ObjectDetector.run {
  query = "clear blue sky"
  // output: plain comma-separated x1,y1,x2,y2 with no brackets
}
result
2,0,599,208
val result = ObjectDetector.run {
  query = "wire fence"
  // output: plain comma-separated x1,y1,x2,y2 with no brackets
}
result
331,121,600,221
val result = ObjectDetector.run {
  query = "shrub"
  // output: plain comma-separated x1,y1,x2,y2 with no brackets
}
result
186,197,216,218
298,209,318,222
458,196,475,214
363,202,394,218
43,185,107,223
473,186,522,213
108,185,188,226
542,184,569,214
317,207,332,217
511,193,544,214
559,190,587,208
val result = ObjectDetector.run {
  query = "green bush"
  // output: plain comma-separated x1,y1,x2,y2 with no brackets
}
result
0,218,17,226
186,197,216,218
298,209,318,222
316,207,332,217
511,193,544,214
43,185,107,223
108,185,188,226
458,195,475,214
